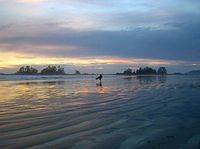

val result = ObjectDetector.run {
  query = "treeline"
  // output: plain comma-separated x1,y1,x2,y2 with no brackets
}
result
116,67,167,75
15,65,167,75
15,66,66,75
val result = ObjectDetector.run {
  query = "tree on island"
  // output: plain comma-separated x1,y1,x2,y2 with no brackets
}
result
157,67,167,75
57,66,65,74
40,66,65,75
123,68,133,75
116,67,161,75
116,68,135,75
15,66,38,75
136,67,157,75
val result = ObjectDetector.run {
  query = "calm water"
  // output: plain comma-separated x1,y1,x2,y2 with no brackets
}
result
0,75,200,149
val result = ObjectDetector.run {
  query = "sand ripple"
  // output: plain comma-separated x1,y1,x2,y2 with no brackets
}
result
0,75,200,148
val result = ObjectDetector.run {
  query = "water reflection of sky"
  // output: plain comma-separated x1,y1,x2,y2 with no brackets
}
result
0,75,187,107
0,75,200,148
0,75,168,115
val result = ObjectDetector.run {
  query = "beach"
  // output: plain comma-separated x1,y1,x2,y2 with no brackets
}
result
0,75,200,149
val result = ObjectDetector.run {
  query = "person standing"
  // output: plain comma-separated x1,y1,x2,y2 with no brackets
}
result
96,74,102,81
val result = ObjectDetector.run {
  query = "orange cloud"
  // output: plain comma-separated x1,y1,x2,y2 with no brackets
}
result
0,51,183,70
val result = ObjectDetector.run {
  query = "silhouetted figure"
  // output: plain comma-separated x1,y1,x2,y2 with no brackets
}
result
96,74,102,87
96,74,102,81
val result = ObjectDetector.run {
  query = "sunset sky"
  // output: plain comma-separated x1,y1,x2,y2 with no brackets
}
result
0,0,200,73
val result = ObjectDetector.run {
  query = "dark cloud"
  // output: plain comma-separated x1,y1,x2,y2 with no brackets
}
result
0,0,200,75
1,16,200,62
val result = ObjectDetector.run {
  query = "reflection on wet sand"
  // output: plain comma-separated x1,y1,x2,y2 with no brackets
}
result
96,81,102,87
0,75,200,149
96,82,111,94
158,75,167,83
136,75,167,84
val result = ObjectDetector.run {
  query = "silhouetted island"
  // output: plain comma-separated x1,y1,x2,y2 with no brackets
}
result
40,66,65,75
116,67,167,75
15,65,66,75
15,66,38,75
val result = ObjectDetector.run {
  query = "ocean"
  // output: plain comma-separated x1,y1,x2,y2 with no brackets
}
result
0,75,200,149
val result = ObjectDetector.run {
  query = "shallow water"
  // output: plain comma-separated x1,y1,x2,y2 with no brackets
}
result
0,75,200,149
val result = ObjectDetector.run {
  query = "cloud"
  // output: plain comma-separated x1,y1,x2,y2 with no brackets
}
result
0,50,185,74
1,14,200,62
0,0,200,73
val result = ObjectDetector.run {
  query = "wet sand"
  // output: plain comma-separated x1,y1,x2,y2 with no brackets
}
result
0,75,200,148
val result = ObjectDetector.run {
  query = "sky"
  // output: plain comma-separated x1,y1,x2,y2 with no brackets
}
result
0,0,200,73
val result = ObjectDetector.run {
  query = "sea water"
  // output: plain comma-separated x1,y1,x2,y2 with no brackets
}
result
0,75,200,149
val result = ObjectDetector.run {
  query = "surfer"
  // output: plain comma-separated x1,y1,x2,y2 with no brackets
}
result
96,74,102,81
96,74,102,87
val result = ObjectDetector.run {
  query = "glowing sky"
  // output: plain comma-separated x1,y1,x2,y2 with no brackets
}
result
0,0,200,73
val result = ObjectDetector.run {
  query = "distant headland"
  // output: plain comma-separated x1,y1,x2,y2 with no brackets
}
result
187,70,200,75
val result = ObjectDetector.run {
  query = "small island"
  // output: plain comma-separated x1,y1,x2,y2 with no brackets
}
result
15,65,66,75
116,67,167,75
